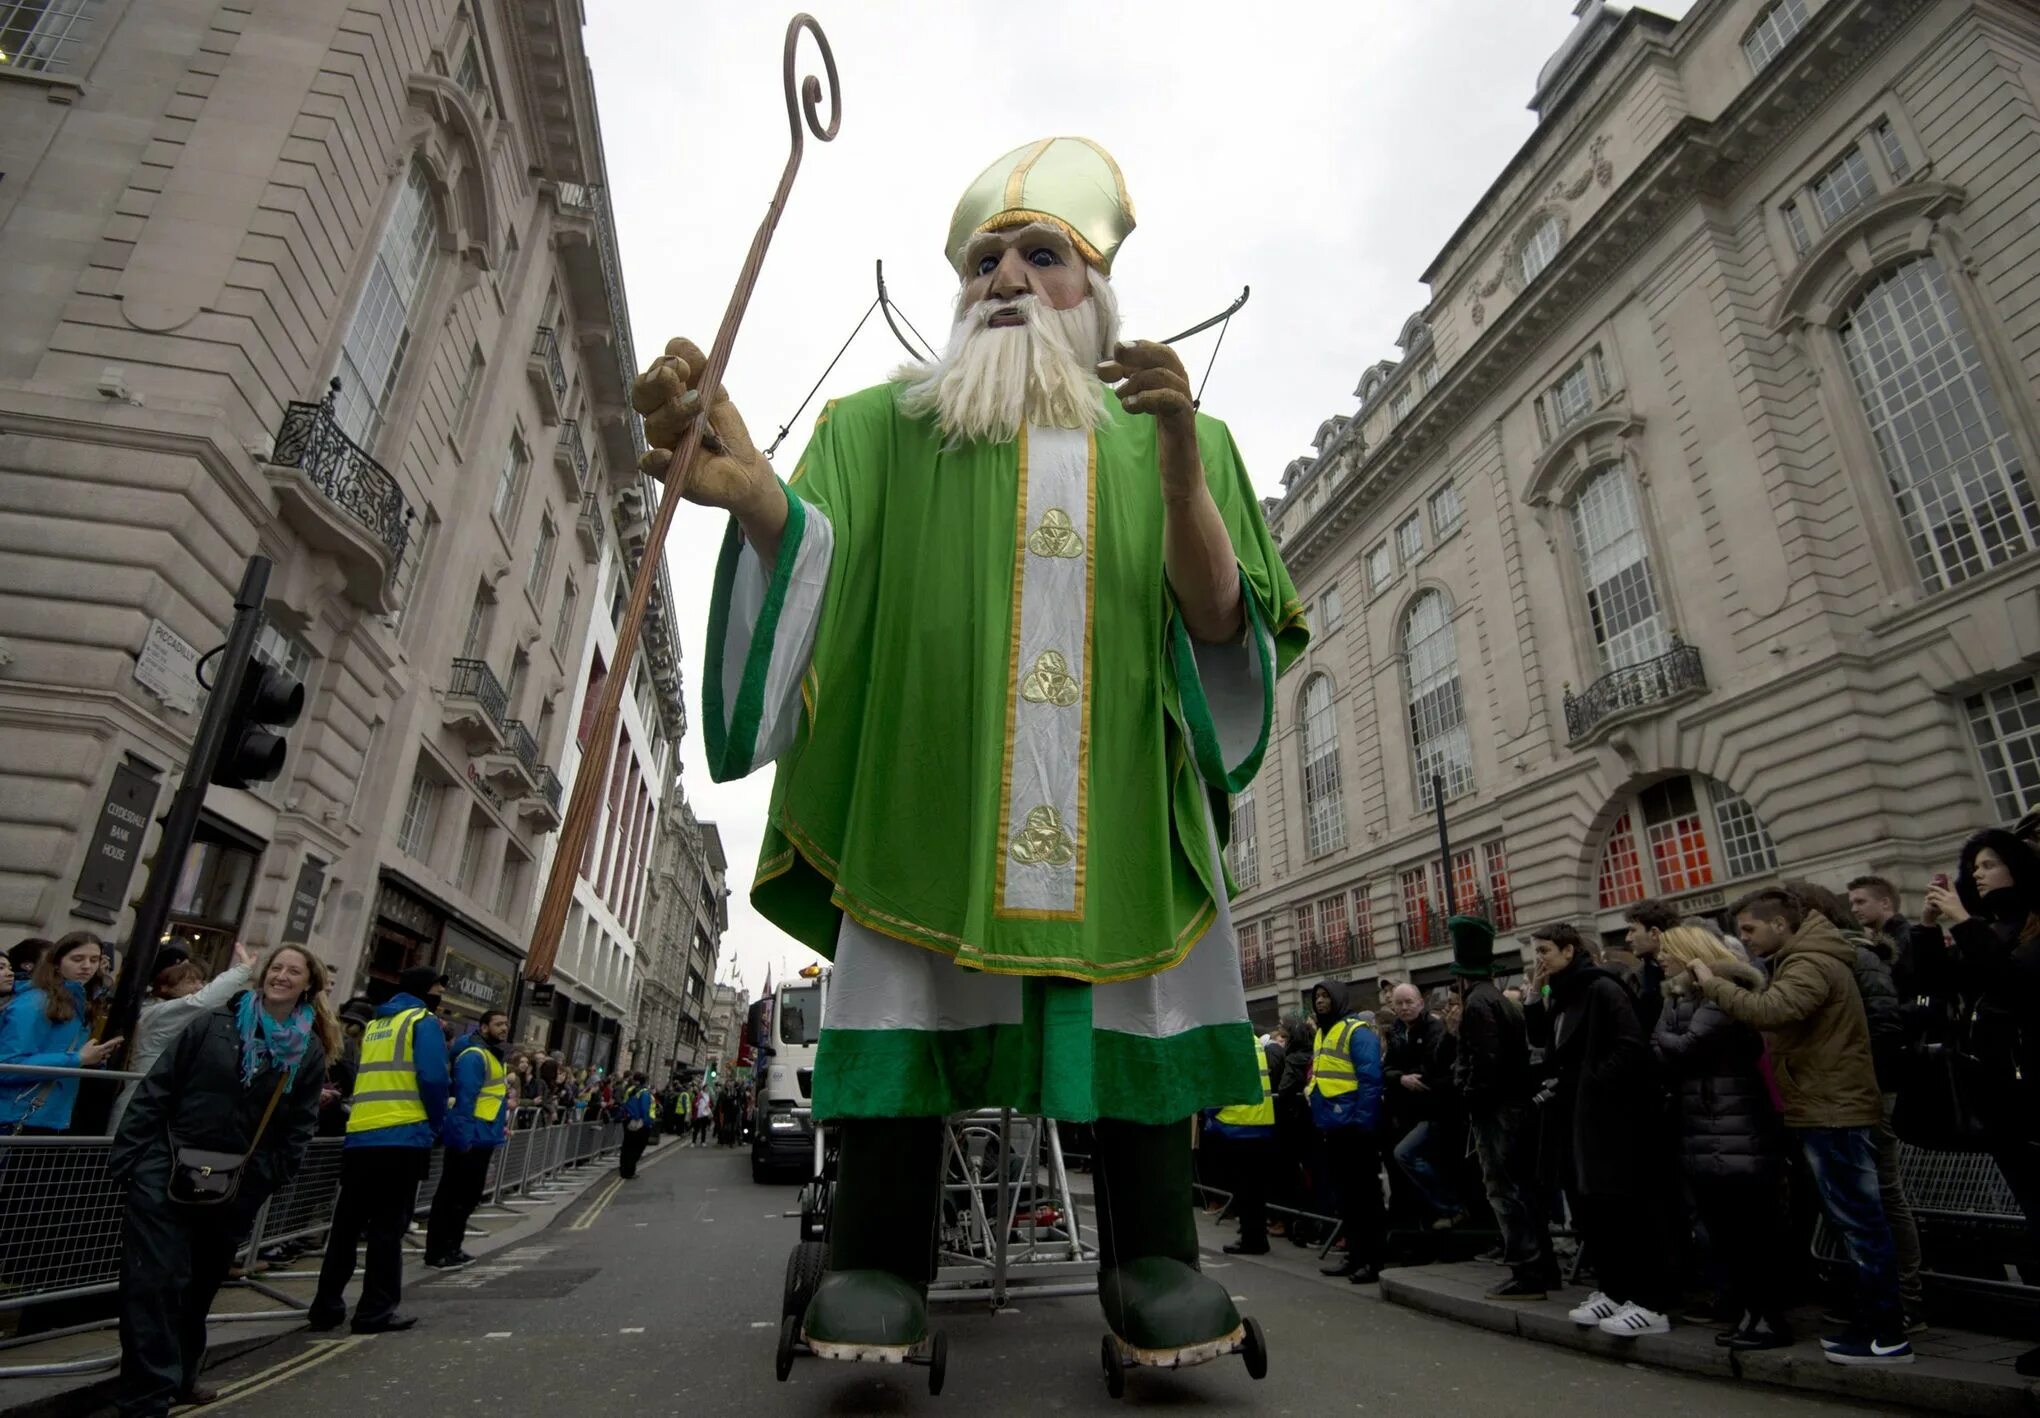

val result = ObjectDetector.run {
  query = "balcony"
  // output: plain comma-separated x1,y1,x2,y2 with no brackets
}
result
528,326,567,425
443,658,508,752
1564,639,1706,746
576,500,607,561
519,764,564,832
1241,953,1275,989
1298,936,1359,977
484,718,542,794
1395,891,1511,955
264,381,414,611
553,418,588,502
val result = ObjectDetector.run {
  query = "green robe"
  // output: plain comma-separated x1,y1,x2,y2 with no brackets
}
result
705,384,1305,1122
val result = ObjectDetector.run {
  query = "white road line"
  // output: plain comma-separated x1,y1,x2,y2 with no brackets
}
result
622,1326,645,1333
485,1331,513,1339
749,1321,775,1329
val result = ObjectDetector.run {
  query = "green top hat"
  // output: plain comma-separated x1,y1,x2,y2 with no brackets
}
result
1447,914,1498,977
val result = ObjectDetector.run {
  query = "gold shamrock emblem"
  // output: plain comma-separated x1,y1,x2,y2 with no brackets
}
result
1026,508,1084,559
1008,805,1076,867
1020,649,1080,707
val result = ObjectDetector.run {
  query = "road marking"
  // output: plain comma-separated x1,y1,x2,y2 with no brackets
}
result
569,1175,626,1232
485,1332,513,1339
203,1337,365,1409
622,1326,645,1334
1230,1295,1248,1302
749,1321,774,1329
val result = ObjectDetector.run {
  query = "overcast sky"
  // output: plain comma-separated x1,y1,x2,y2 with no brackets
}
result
579,0,1697,997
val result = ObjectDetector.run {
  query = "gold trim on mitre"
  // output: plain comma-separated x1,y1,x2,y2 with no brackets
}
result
946,136,1136,277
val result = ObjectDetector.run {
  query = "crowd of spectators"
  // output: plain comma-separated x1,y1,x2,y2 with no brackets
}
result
1199,814,2040,1376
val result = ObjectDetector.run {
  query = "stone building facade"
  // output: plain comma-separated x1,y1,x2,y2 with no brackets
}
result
0,0,687,1038
1234,0,2040,1024
630,785,728,1079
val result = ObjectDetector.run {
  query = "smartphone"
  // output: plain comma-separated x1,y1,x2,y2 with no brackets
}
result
1932,873,1951,889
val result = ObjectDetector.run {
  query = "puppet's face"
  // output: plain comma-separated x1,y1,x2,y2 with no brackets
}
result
959,225,1092,316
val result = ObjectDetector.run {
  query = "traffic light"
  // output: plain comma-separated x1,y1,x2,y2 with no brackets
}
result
209,656,304,789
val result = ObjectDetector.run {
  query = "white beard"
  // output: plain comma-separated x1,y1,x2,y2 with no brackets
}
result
894,270,1121,446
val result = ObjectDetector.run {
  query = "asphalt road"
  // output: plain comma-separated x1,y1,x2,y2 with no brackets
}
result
153,1139,1909,1416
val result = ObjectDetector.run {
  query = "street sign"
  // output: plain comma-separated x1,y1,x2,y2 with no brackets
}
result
72,758,163,923
280,855,326,945
528,981,557,1009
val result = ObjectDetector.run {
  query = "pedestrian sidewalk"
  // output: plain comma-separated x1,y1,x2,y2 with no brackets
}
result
1186,1206,2039,1417
0,1154,627,1418
1379,1261,2040,1418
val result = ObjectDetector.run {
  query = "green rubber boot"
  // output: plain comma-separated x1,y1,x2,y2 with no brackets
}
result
801,1117,943,1354
1093,1118,1243,1355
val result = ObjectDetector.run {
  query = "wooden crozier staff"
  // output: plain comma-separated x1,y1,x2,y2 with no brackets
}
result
524,14,840,983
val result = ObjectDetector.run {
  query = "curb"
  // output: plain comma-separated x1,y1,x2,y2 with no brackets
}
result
1380,1270,2040,1417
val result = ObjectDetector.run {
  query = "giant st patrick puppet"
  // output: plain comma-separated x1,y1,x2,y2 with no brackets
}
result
633,137,1304,1380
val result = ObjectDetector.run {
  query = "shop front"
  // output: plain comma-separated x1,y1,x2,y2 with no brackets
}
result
440,924,520,1032
162,815,266,977
365,875,444,1003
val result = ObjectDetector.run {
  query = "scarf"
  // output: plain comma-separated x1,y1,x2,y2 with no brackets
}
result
235,990,315,1087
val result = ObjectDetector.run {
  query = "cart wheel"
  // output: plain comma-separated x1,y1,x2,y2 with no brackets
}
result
927,1330,948,1396
1101,1334,1125,1399
1241,1315,1268,1380
775,1314,798,1382
782,1240,827,1320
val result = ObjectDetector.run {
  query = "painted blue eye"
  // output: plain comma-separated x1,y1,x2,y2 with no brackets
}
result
1028,248,1059,267
976,254,999,276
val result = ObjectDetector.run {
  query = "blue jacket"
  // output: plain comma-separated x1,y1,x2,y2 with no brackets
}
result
0,985,96,1131
623,1087,655,1127
346,994,448,1149
1306,981,1385,1132
444,1035,509,1151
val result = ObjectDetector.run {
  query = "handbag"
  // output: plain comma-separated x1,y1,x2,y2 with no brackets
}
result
168,1076,288,1207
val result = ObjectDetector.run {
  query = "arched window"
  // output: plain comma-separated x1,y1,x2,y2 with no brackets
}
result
1594,774,1779,910
1403,592,1473,809
1299,675,1345,858
1570,463,1669,671
1836,257,2038,593
334,162,442,447
1519,215,1563,285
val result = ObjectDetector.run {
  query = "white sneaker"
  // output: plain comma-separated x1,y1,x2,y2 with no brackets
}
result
1598,1302,1671,1337
1569,1291,1619,1326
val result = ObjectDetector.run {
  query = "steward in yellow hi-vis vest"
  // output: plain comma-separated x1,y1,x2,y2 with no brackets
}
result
426,1008,510,1270
312,968,450,1330
1305,976,1387,1282
1204,1031,1282,1254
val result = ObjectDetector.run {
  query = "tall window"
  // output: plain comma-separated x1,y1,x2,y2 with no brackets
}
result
1595,775,1772,910
1518,215,1563,285
1300,675,1345,857
1396,512,1424,565
1570,463,1670,671
398,771,440,859
334,163,439,446
1873,119,1911,182
1316,893,1352,969
1967,676,2040,819
392,510,438,634
1429,484,1464,540
1403,592,1473,808
455,343,485,426
1838,258,2037,593
1400,866,1439,951
1742,0,1807,71
1317,583,1345,634
1809,146,1875,228
0,0,104,74
1483,840,1515,930
497,846,528,919
492,431,530,528
1227,786,1260,890
1390,384,1416,422
554,577,579,656
460,585,488,659
1366,542,1394,594
528,513,558,602
454,37,483,99
457,813,488,891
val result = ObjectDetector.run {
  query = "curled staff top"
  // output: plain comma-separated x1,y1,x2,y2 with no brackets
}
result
783,13,841,155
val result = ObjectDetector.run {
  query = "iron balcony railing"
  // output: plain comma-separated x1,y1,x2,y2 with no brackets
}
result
1241,953,1275,989
557,417,589,491
578,501,607,555
1564,638,1706,744
1396,891,1509,954
448,658,508,730
1298,938,1354,976
269,380,412,561
503,719,541,778
532,326,568,407
535,765,564,812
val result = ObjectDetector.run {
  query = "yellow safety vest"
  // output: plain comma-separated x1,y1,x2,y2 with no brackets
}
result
459,1045,508,1122
348,1007,430,1133
1309,1018,1364,1100
1215,1038,1276,1128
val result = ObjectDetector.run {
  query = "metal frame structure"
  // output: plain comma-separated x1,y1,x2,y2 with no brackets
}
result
932,1109,1096,1309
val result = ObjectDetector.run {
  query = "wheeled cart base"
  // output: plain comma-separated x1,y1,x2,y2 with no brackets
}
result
1099,1316,1267,1399
774,1313,948,1395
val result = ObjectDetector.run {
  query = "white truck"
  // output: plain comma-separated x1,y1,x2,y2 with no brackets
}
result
751,971,824,1183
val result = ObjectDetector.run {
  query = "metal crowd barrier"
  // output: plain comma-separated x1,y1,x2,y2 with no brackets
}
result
0,1062,625,1380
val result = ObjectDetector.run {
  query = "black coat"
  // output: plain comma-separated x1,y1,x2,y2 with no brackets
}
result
1528,963,1662,1197
108,997,328,1214
1453,979,1529,1116
1650,967,1784,1185
1383,1012,1443,1123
